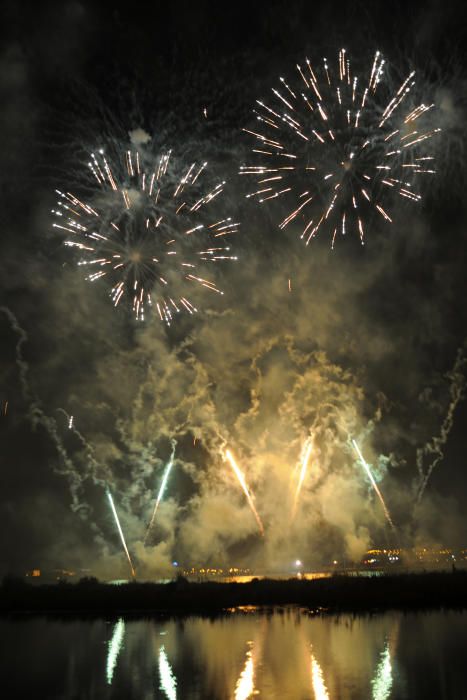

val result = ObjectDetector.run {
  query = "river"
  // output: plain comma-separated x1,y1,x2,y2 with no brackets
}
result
1,608,466,698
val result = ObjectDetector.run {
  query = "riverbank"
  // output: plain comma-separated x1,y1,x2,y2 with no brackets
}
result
1,570,466,615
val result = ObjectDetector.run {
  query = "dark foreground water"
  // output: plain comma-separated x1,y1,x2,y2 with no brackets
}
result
1,609,466,699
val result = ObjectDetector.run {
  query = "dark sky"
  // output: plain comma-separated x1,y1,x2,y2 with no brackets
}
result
1,0,466,578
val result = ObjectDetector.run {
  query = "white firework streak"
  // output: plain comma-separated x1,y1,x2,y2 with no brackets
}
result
352,439,396,531
145,444,176,543
107,489,136,578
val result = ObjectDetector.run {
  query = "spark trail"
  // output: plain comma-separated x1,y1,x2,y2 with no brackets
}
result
416,344,467,502
225,449,264,536
107,489,136,578
0,307,87,515
291,437,313,520
241,49,439,247
352,439,396,531
56,408,107,488
145,444,176,543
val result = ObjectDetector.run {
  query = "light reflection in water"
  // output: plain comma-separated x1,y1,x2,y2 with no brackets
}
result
371,642,392,700
2,610,466,699
106,618,125,685
310,649,330,700
234,643,255,700
159,645,177,700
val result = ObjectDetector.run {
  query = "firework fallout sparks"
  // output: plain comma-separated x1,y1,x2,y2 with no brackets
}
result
53,148,239,322
241,49,440,247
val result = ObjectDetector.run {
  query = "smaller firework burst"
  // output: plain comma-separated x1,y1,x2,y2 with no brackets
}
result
53,147,239,322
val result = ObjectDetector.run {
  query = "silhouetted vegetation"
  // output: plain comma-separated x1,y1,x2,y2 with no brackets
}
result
1,571,467,616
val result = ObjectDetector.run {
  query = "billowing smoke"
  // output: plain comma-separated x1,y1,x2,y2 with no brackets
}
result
2,218,465,577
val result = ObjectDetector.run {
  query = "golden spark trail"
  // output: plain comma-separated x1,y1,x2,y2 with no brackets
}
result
107,490,136,578
225,449,264,536
291,437,313,520
145,453,174,543
352,439,396,531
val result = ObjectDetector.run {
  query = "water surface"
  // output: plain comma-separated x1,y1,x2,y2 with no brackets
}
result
1,608,466,699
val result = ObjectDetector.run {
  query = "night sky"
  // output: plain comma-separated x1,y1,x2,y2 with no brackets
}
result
1,0,467,579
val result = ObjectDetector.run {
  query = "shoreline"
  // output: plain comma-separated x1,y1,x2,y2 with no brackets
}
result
2,570,467,617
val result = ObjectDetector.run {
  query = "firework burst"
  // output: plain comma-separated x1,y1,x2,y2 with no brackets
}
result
53,147,239,322
241,49,440,248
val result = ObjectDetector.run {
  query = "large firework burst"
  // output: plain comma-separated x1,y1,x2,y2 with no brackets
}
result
53,147,239,322
241,50,440,248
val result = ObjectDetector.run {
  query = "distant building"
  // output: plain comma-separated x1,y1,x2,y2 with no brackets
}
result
25,569,41,578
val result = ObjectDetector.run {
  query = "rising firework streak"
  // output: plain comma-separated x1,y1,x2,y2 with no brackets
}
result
106,489,136,578
291,437,313,520
145,452,175,543
352,439,396,531
225,449,264,536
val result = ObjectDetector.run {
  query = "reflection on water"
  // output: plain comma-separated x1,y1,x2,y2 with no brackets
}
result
158,646,177,700
1,609,466,699
311,649,330,700
225,572,332,583
371,618,399,700
106,618,125,685
235,642,255,700
372,642,392,700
